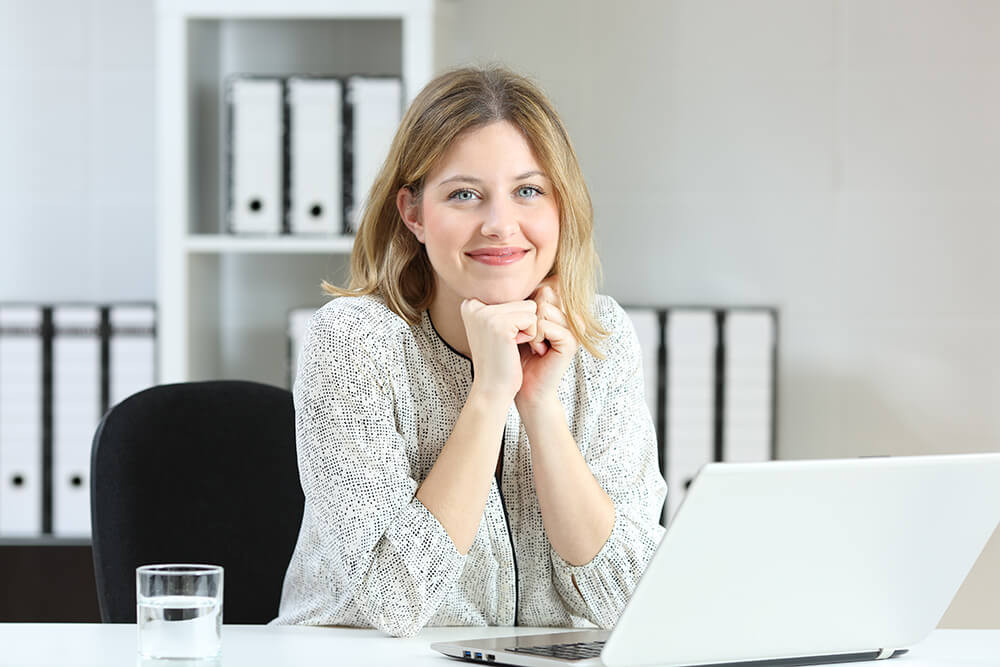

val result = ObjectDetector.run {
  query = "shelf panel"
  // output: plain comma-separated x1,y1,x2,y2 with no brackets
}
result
0,537,92,547
160,0,429,20
185,234,354,254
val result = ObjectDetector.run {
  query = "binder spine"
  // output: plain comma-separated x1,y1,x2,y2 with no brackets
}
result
226,76,285,235
721,309,778,463
0,306,46,536
108,304,157,409
344,75,403,234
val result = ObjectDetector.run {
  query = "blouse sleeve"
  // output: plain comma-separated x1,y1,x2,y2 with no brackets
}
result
549,301,667,628
292,308,467,638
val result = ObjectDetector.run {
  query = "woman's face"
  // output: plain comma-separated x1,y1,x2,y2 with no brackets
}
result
398,120,560,307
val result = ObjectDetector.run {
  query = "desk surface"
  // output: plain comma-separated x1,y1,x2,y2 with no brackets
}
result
0,625,996,666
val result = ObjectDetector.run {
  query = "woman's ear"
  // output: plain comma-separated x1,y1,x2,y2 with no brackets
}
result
396,186,425,243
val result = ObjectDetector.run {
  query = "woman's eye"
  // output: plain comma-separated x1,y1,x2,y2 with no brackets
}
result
517,185,543,198
449,189,478,201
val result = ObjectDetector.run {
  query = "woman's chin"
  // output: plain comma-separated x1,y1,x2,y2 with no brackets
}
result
469,286,534,305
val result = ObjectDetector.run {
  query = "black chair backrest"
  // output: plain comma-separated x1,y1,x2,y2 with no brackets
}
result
90,380,303,623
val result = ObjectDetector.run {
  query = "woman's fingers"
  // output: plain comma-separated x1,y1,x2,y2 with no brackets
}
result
528,302,575,356
538,301,567,326
464,295,574,357
464,298,538,343
528,283,562,353
532,318,575,356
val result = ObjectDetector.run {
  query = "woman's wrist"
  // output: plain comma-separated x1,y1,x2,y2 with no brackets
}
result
467,381,516,418
514,392,563,427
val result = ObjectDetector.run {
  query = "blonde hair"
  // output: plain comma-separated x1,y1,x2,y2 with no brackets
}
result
323,65,608,356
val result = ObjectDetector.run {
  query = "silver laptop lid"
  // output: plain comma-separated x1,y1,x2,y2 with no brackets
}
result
601,453,1000,667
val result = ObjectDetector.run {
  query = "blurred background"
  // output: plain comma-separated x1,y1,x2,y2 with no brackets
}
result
0,0,997,627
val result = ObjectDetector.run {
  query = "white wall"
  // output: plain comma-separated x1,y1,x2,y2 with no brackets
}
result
0,0,156,302
1,0,997,627
435,0,1000,628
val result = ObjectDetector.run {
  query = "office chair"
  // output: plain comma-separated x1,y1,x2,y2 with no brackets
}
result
90,380,304,623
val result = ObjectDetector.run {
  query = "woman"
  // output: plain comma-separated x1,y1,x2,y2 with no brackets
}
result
274,66,666,638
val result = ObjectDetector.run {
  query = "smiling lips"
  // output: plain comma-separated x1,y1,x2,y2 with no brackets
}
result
466,247,530,266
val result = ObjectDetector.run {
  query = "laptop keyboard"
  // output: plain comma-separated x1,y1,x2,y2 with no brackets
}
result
508,640,606,660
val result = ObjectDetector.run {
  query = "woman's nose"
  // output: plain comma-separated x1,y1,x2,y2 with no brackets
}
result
480,200,518,240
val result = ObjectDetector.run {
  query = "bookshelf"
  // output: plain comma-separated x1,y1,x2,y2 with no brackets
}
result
156,0,434,386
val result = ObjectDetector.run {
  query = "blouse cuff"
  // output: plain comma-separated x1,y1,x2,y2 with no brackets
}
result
392,494,468,571
362,496,468,637
550,508,632,628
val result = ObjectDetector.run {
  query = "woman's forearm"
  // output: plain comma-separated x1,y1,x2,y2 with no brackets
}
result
415,386,509,555
518,397,615,566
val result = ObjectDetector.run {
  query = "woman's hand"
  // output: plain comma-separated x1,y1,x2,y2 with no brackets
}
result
515,276,579,411
460,298,538,405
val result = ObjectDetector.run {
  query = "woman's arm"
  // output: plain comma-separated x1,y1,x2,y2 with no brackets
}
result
518,397,616,566
514,281,616,565
415,387,507,555
519,296,666,628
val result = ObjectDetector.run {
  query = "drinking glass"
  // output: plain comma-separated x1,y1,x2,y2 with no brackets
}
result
136,564,223,660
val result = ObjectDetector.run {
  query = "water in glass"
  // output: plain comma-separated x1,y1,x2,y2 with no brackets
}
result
138,594,222,659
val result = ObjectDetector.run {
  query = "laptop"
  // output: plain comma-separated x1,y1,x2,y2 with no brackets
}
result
432,453,1000,666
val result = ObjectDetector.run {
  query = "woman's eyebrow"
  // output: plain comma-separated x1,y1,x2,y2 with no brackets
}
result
436,170,548,187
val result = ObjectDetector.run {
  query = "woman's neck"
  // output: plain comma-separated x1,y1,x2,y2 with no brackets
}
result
428,292,471,359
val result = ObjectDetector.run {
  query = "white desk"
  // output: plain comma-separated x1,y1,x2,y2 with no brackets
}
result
0,625,995,666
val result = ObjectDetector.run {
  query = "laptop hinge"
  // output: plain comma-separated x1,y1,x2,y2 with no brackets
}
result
875,648,895,660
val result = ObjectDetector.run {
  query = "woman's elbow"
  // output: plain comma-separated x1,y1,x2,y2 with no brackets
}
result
369,610,426,638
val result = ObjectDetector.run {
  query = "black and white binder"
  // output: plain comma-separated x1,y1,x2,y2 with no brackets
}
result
52,306,101,537
344,76,402,233
108,305,156,409
664,309,717,524
722,310,776,463
287,77,343,235
0,306,44,537
227,76,284,235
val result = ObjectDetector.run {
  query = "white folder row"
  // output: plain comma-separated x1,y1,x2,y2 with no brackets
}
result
623,307,777,526
227,74,402,236
0,304,157,538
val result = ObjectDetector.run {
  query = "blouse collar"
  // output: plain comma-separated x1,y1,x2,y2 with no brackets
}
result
419,308,475,380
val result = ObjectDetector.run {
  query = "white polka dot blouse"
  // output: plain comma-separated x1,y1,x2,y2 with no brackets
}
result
272,292,666,637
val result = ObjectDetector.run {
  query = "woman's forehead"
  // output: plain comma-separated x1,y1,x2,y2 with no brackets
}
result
427,120,545,185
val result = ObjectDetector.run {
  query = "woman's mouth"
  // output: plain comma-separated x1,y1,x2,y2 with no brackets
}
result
465,248,530,266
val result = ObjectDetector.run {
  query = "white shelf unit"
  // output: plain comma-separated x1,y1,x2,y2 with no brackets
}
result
156,0,433,386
